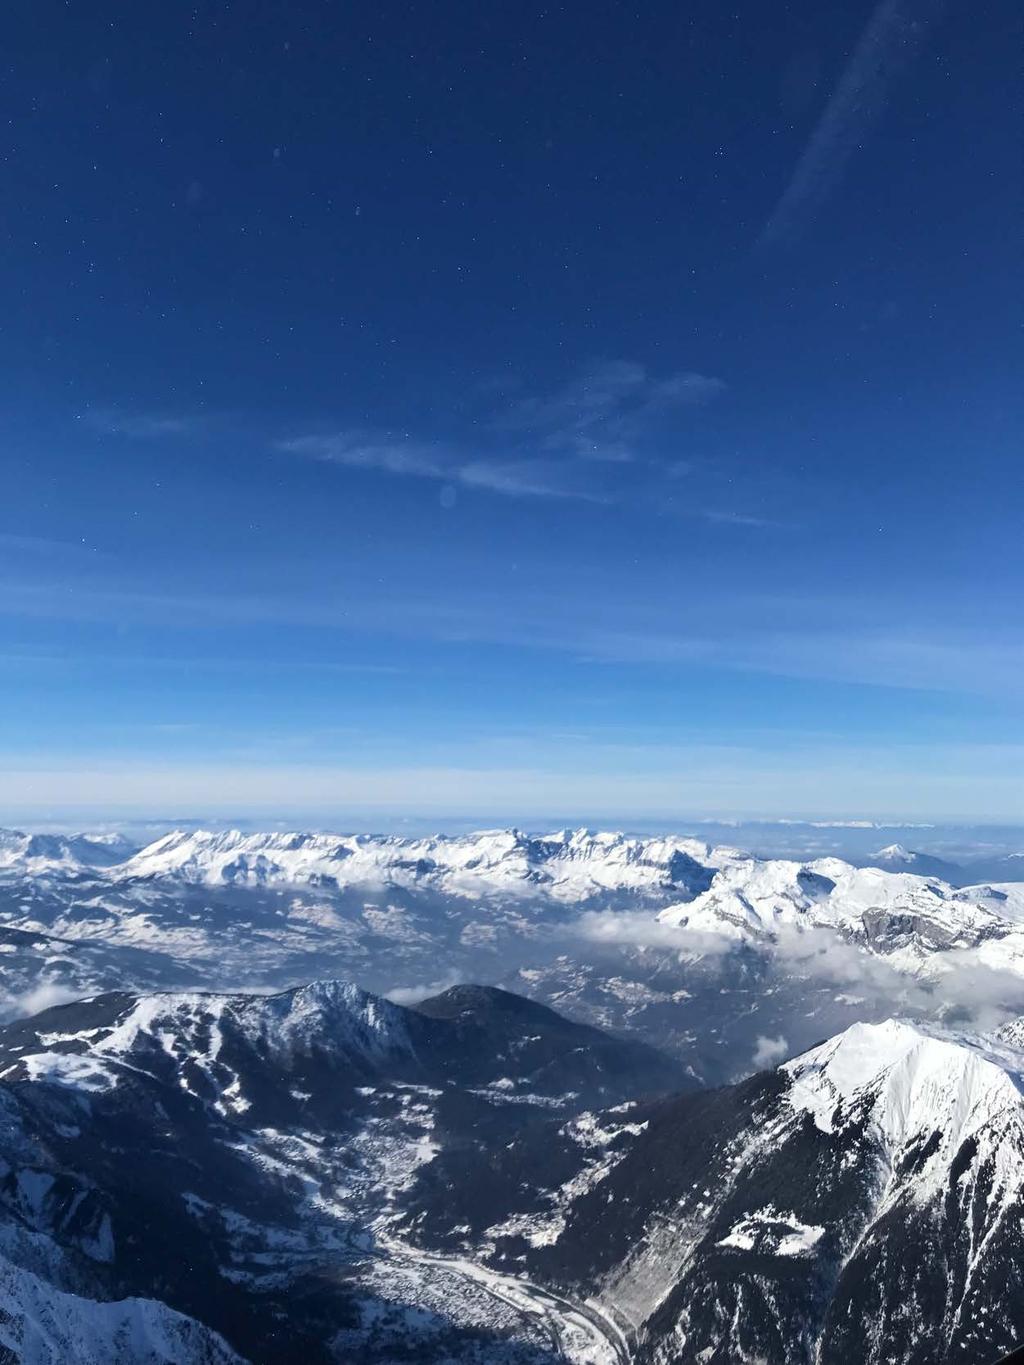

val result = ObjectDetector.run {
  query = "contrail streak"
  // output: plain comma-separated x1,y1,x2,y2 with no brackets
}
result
760,0,943,247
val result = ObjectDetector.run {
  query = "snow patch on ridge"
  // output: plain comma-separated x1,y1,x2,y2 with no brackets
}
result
717,1206,825,1257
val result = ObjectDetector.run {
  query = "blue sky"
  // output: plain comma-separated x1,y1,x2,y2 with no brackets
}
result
2,0,1021,824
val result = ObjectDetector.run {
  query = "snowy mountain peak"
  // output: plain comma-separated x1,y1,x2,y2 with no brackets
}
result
0,828,136,876
867,843,965,881
242,978,416,1061
654,854,1024,978
503,1014,1024,1365
784,1018,1024,1183
874,843,914,862
0,979,419,1099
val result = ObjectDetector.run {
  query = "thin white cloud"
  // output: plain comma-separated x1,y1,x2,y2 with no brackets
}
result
761,0,941,246
2,739,1022,822
498,360,725,462
575,909,733,953
701,510,782,529
278,361,725,500
386,973,462,1005
0,982,84,1020
4,576,1024,699
82,409,205,438
0,533,99,559
458,458,606,502
278,430,607,501
752,1034,790,1068
588,915,1024,1040
279,431,445,479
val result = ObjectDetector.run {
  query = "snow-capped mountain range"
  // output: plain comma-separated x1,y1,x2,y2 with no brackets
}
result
3,822,1024,1360
2,824,1020,894
2,976,1022,1363
3,825,1024,1089
96,826,721,901
656,854,1024,970
0,828,135,875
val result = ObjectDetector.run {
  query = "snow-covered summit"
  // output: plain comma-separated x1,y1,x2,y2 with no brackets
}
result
0,829,136,877
867,843,964,881
524,1014,1024,1364
784,1018,1024,1172
0,979,418,1096
874,843,915,862
656,854,1024,974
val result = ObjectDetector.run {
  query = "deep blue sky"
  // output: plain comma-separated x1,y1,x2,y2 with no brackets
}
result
2,0,1021,823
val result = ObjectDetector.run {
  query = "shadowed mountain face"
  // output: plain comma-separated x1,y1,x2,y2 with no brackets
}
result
0,979,685,1364
412,984,686,1100
402,1019,1024,1365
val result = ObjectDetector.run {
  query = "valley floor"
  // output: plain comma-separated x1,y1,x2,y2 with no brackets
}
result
372,1229,631,1365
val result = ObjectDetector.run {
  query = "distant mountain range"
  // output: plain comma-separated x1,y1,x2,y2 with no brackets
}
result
0,978,1021,1363
2,824,1021,890
0,828,136,874
869,841,1024,885
3,826,1024,1090
40,826,721,901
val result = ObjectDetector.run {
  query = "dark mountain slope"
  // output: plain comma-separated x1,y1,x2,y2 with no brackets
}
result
0,979,683,1364
404,1020,1024,1365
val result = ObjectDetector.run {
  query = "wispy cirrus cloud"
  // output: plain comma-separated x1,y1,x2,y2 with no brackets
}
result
278,360,725,503
456,458,604,501
4,575,1023,699
81,408,206,438
0,532,104,563
497,359,725,463
277,431,605,502
80,371,764,526
2,741,1022,822
279,432,445,480
760,0,943,247
702,509,783,529
1,533,83,555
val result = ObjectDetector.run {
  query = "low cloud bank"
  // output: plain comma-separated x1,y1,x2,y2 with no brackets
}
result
0,982,83,1021
386,972,463,1006
571,909,1024,1035
752,1035,790,1068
